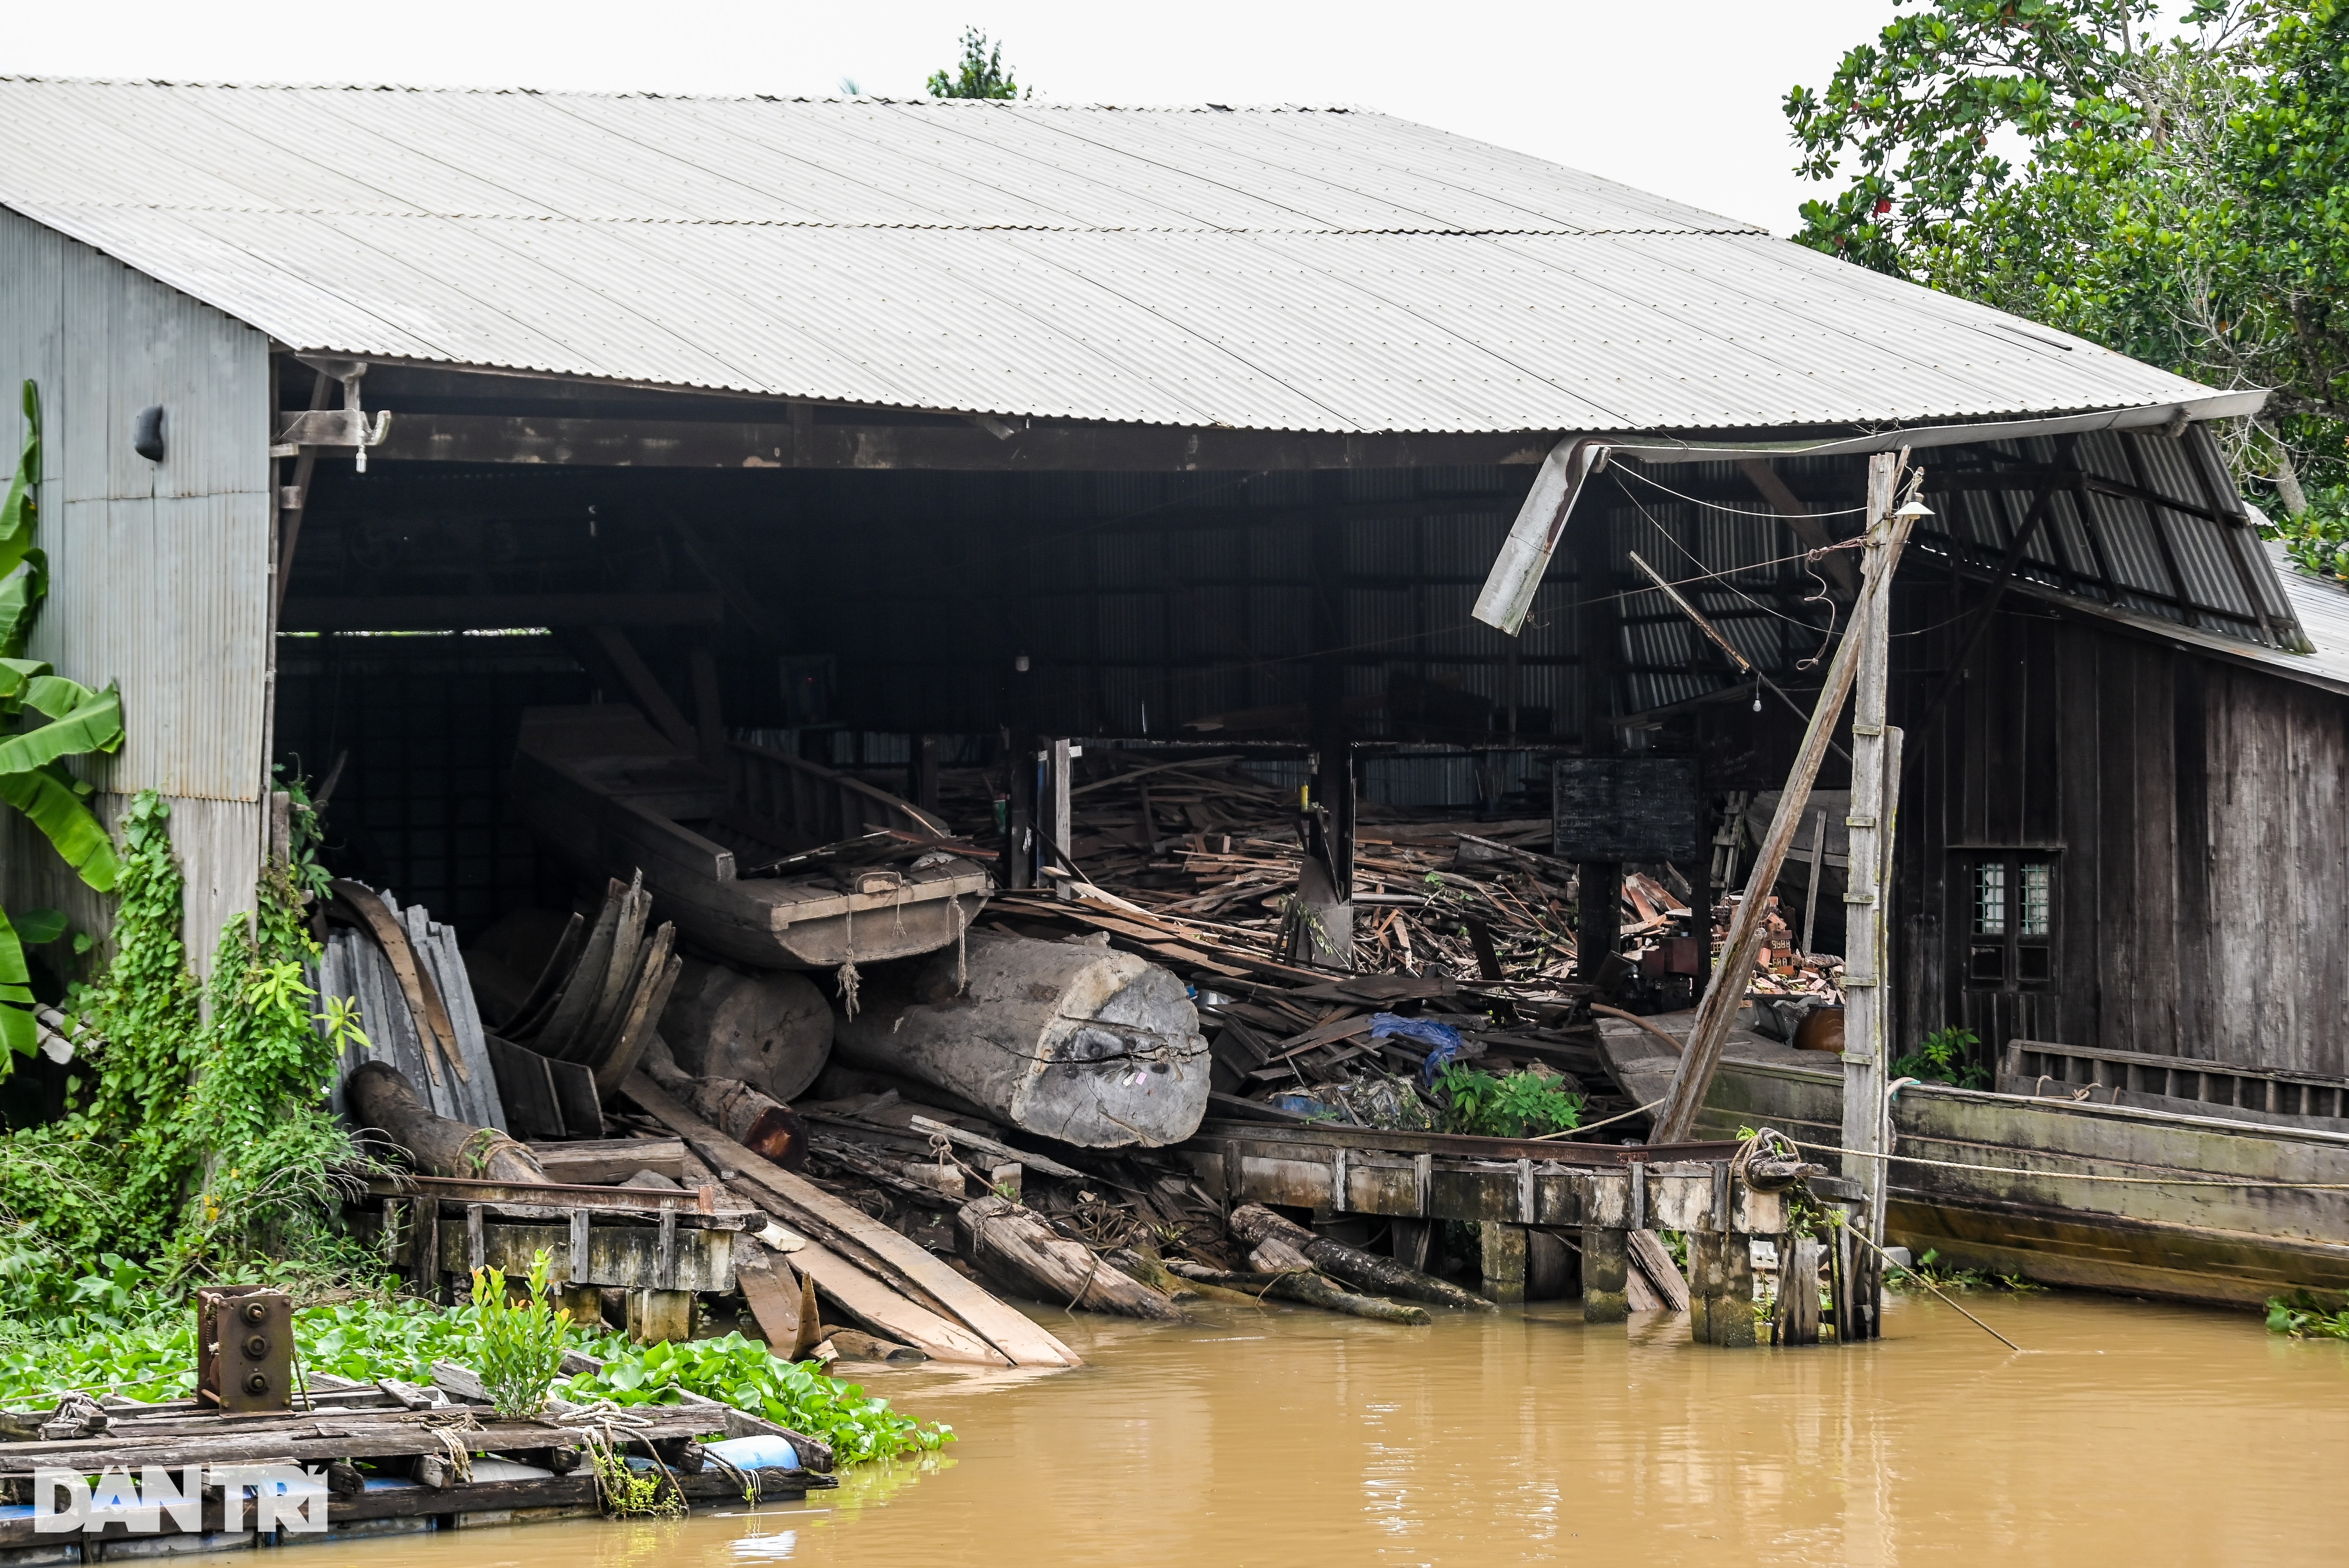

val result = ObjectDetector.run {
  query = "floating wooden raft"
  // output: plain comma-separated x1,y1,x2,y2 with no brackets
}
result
320,885,506,1134
0,1353,833,1555
486,872,683,1139
511,704,991,972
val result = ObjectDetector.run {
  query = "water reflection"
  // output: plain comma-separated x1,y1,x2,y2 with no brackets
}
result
289,1291,2349,1566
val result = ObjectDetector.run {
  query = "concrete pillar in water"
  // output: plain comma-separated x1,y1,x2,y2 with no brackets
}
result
1581,1226,1629,1322
1480,1223,1527,1304
556,1283,603,1331
1688,1232,1756,1347
628,1289,694,1343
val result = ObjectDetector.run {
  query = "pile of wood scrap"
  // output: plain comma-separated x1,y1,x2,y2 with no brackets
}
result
975,751,1704,992
481,874,683,1139
319,882,508,1135
620,1072,1085,1367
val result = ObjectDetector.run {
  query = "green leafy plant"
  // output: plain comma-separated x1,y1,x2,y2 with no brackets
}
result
470,1248,570,1419
1895,1026,1989,1089
2266,1291,2349,1338
562,1332,953,1463
1432,1065,1586,1139
1886,1246,2042,1293
0,379,124,1066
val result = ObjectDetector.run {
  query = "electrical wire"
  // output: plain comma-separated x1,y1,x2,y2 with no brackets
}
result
1610,462,1873,520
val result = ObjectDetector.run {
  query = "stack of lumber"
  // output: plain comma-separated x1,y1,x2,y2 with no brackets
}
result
484,874,684,1138
320,883,507,1135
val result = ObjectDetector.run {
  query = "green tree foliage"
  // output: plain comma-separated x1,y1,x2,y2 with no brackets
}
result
1788,2,2349,526
927,27,1026,99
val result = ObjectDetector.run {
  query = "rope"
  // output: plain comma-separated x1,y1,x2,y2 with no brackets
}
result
1793,1136,2349,1189
835,905,860,1019
1528,1097,1666,1141
455,1126,531,1178
951,895,969,995
1827,1208,2025,1352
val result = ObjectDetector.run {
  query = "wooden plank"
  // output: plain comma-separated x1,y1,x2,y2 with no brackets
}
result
736,1255,809,1354
281,593,722,632
623,1074,1079,1367
528,1138,686,1185
590,627,700,759
786,1237,1008,1366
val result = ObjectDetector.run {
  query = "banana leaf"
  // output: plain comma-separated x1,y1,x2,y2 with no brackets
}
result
0,548,46,661
0,683,121,776
0,380,37,588
0,766,119,891
11,908,64,945
0,655,49,708
0,906,34,1061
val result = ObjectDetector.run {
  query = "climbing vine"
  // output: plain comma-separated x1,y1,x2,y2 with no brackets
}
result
0,789,377,1314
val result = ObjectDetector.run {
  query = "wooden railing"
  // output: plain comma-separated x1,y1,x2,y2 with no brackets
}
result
723,740,949,855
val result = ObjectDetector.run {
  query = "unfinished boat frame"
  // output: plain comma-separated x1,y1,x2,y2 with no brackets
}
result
513,705,990,971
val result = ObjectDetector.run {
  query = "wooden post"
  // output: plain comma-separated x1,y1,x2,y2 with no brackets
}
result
1048,738,1073,900
1006,741,1035,890
1574,507,1624,994
1774,1237,1822,1346
1839,458,1903,1344
910,734,941,813
1652,453,1917,1145
1581,1226,1630,1323
628,1289,695,1343
1801,807,1827,956
1842,722,1904,1342
1390,1216,1432,1271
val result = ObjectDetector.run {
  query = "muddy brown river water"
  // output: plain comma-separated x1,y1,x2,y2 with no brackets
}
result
301,1291,2349,1566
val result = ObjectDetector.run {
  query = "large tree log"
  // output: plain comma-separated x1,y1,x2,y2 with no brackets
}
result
660,1067,809,1171
1166,1262,1432,1325
661,958,834,1102
834,932,1209,1148
348,1061,546,1183
956,1195,1185,1319
1229,1203,1496,1312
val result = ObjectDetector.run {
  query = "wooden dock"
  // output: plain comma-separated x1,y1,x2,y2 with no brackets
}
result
1181,1120,1861,1346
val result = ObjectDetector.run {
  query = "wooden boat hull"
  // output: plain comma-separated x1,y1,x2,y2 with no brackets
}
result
1601,1020,2349,1309
513,706,990,972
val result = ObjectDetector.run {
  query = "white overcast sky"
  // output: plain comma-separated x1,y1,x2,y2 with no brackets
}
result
2,0,1893,233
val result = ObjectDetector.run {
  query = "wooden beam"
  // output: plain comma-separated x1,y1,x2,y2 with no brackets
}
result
592,626,701,755
281,593,723,632
372,411,1556,473
1735,458,1859,592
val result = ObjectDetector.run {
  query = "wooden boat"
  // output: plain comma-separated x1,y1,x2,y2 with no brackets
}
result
512,705,991,973
1598,1014,2349,1309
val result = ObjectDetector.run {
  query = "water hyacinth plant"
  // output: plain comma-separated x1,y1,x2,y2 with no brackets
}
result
470,1248,569,1419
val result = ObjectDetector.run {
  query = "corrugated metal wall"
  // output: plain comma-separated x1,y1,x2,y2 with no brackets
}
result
0,207,270,966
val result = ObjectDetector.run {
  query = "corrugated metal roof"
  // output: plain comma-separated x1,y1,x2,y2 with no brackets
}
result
2263,542,2349,688
0,78,2234,435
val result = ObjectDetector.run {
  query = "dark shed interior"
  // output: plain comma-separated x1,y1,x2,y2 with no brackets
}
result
272,362,2337,1077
